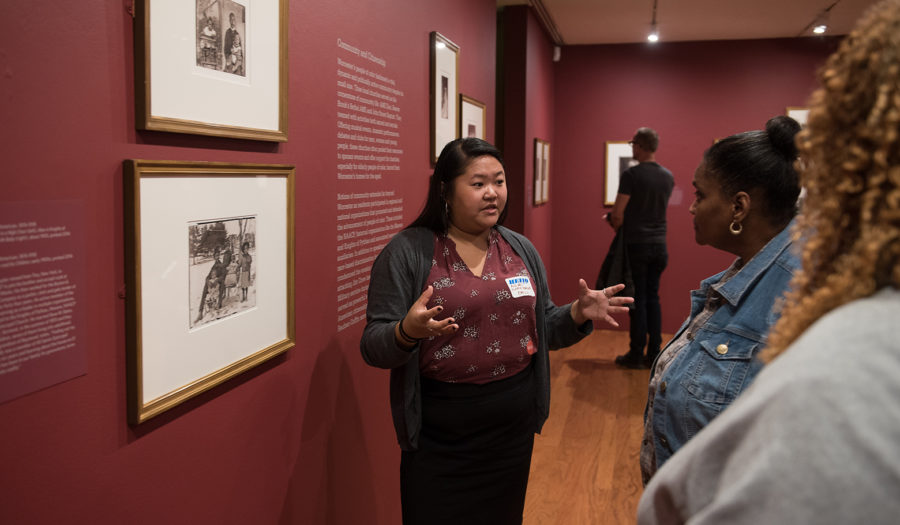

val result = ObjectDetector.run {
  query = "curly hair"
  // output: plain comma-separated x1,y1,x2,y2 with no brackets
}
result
762,0,900,361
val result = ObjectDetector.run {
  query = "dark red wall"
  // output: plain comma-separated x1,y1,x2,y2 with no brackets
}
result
522,10,556,271
499,5,557,279
549,38,837,333
0,1,497,524
0,2,841,522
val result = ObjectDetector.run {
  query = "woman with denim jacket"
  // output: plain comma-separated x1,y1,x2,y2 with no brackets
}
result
639,3,900,520
640,116,802,484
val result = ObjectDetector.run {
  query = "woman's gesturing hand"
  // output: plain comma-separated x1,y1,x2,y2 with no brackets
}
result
570,280,634,327
395,285,459,347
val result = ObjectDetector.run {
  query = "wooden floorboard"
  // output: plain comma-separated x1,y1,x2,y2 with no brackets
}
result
524,329,670,525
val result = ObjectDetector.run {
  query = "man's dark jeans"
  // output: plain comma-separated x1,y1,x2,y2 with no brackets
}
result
625,243,668,361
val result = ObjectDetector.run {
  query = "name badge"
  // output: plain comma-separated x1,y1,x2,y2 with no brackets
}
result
505,276,535,298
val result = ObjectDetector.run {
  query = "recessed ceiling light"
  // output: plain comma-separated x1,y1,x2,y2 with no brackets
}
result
647,0,660,43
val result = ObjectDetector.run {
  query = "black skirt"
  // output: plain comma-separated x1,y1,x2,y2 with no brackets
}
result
401,362,537,525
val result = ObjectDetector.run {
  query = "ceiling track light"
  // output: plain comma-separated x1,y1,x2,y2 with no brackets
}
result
647,0,660,43
803,0,839,36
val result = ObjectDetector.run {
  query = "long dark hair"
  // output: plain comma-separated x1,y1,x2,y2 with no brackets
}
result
407,138,508,233
703,115,801,227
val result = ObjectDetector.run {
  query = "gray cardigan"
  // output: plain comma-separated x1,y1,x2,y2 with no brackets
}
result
360,226,592,451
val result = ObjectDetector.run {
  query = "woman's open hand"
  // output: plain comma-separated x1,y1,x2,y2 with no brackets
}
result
396,286,459,346
570,280,634,327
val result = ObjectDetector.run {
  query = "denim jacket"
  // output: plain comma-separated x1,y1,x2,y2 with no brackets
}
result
648,221,799,470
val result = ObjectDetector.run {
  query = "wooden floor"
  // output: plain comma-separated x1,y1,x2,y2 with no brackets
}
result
524,329,668,525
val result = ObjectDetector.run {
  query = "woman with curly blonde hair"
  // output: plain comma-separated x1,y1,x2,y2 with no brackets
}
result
638,1,900,523
762,5,900,361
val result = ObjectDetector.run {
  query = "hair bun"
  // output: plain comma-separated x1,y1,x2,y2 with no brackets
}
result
766,115,801,159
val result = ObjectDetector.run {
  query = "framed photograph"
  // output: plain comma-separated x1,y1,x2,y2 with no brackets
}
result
430,31,460,164
459,94,486,140
534,139,544,205
786,106,809,126
605,141,636,206
124,160,295,423
542,140,550,204
533,138,550,205
134,0,288,141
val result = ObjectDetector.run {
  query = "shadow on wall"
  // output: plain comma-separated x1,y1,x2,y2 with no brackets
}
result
279,337,378,524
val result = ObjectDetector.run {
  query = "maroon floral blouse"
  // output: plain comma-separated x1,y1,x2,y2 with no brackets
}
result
419,230,538,384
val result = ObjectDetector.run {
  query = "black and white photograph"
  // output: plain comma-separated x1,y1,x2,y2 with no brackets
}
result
124,159,294,424
533,138,551,205
605,141,635,206
195,0,247,77
534,138,545,205
619,156,638,175
135,0,287,141
459,94,486,141
430,31,459,164
542,140,551,203
441,76,449,119
189,216,257,329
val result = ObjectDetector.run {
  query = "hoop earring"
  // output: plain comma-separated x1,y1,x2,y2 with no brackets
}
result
729,221,743,236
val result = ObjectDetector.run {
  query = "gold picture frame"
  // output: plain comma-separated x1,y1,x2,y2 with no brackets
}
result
430,31,460,164
124,160,295,423
459,94,486,140
134,0,289,141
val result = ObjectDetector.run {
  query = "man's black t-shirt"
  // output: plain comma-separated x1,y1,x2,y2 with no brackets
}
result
618,161,674,244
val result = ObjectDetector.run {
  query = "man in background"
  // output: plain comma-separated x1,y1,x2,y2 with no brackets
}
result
607,127,674,369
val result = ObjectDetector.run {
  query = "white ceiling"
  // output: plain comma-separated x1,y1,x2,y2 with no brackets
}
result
498,0,881,45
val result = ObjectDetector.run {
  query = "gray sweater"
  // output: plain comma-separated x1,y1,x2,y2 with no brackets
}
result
360,226,592,450
638,287,900,524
